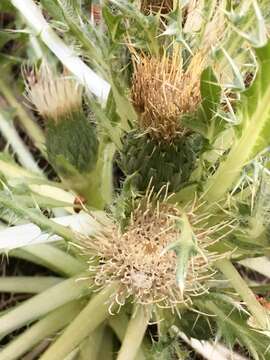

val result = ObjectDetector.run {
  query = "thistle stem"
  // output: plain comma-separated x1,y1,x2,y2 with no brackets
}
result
0,272,89,338
101,143,115,205
0,111,42,175
0,194,75,242
0,300,84,360
79,325,105,360
0,276,61,294
11,243,86,277
97,327,114,360
109,313,146,360
11,0,110,104
39,284,117,360
0,77,45,154
116,305,150,360
215,258,269,329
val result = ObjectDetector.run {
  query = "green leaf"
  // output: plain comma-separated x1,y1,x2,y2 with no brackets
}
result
200,67,222,121
102,6,124,42
191,67,224,140
205,40,270,202
200,297,270,360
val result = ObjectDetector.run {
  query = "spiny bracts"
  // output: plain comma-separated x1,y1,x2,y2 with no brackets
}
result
119,130,202,194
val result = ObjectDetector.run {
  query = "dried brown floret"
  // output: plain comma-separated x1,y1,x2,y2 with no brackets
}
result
131,51,206,141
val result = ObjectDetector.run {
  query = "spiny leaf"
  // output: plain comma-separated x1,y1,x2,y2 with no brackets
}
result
205,40,270,202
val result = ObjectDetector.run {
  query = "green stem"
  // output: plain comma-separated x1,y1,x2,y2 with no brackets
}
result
116,305,150,360
0,276,61,294
0,77,45,154
101,143,115,205
15,243,86,277
39,284,117,360
109,313,146,360
0,111,42,175
79,325,105,360
0,272,90,338
96,327,114,360
215,259,269,329
0,300,84,360
63,349,79,360
0,194,75,242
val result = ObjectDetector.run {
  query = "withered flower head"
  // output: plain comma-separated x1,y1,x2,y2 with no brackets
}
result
24,64,82,122
83,194,226,311
131,51,206,141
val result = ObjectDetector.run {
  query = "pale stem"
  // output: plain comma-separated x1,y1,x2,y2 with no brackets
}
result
0,158,43,181
11,0,111,104
79,325,105,360
0,272,89,337
39,284,117,360
0,276,61,294
0,300,84,360
15,243,86,277
95,327,113,360
116,305,150,360
109,313,146,360
215,258,269,329
0,77,45,154
101,143,115,205
0,111,42,175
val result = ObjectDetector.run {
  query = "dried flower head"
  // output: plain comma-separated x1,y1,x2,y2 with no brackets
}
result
24,64,82,122
131,51,206,141
83,195,227,311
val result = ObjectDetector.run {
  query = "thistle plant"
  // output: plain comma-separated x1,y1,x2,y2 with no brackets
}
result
24,64,103,207
1,1,270,360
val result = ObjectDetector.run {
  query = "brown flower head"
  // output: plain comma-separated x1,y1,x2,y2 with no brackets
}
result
131,50,206,141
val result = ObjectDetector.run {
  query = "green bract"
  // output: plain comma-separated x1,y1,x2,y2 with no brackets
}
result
46,113,99,176
119,131,201,193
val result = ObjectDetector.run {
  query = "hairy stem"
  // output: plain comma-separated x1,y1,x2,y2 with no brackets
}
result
0,194,75,242
216,258,269,329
